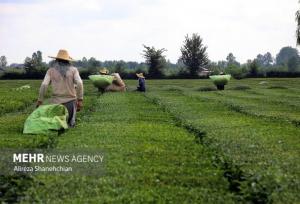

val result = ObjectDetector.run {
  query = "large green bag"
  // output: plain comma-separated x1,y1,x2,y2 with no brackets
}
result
23,104,68,135
209,75,231,86
89,75,114,89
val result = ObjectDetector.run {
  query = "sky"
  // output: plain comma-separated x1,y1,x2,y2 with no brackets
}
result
0,0,298,64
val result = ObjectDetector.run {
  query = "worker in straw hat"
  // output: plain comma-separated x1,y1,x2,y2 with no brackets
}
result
99,67,109,75
136,73,146,92
99,67,126,92
36,49,84,127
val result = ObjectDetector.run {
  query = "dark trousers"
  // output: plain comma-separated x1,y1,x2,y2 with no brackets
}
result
137,86,146,92
62,100,77,127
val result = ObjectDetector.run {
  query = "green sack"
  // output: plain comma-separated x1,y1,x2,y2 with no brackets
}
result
23,104,69,135
89,75,114,89
209,75,231,86
15,84,31,91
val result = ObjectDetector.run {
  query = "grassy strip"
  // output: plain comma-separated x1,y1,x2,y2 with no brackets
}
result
145,90,300,203
0,81,52,203
0,108,50,203
0,80,42,116
0,81,96,148
188,91,300,127
214,89,300,109
0,175,36,203
0,95,98,203
0,82,98,203
23,92,235,203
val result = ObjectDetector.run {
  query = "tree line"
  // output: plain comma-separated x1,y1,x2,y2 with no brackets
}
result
1,33,300,79
210,46,300,79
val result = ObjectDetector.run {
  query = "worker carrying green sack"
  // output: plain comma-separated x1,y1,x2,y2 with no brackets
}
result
98,68,126,92
36,49,84,127
23,104,69,135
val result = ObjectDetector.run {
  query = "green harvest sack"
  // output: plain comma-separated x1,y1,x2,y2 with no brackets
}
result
16,84,31,91
209,75,231,86
89,75,114,89
23,104,69,135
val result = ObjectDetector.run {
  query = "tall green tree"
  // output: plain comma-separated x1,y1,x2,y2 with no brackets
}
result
296,3,300,45
249,60,259,76
114,61,126,74
87,57,101,74
287,56,299,72
256,52,273,67
276,47,300,66
24,57,34,75
217,60,227,70
82,57,88,67
31,50,43,67
180,33,209,76
0,56,7,70
263,52,273,66
142,45,167,78
24,51,47,78
226,53,240,66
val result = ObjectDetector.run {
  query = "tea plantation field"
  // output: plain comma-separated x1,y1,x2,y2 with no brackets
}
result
0,78,299,203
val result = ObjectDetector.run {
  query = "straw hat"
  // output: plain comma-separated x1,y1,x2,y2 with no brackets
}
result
136,73,145,78
99,68,109,75
49,49,74,61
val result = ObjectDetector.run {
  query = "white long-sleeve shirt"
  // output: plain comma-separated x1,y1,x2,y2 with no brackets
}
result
38,66,83,104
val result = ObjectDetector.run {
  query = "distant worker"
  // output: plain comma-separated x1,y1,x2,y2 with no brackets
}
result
36,49,84,127
99,68,126,92
99,67,109,75
136,73,146,92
